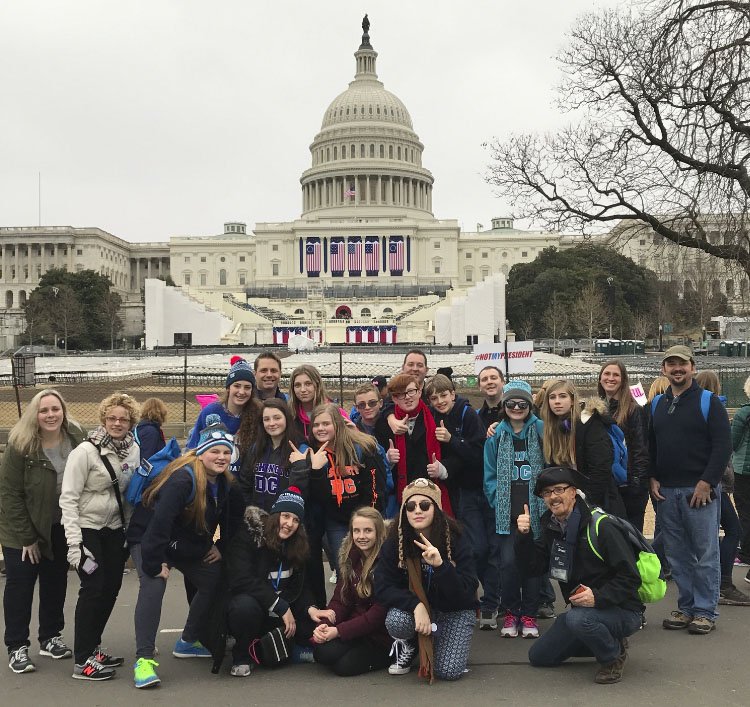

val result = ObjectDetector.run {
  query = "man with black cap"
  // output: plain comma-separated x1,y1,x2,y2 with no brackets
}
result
649,345,731,635
515,467,643,684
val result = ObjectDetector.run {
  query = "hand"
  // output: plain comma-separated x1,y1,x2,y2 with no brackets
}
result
156,563,170,579
486,422,499,439
308,607,337,624
288,441,309,464
21,542,41,564
689,480,713,508
569,584,595,607
312,624,339,643
310,443,330,470
414,532,443,568
650,478,665,501
282,608,297,638
386,439,401,466
434,419,451,443
426,453,447,480
517,504,531,535
388,414,409,436
343,418,357,429
414,602,432,636
203,544,222,564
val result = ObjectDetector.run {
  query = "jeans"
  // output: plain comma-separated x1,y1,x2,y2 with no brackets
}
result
529,606,642,666
3,523,69,651
496,529,540,617
719,491,742,583
304,502,349,607
657,485,721,621
313,637,391,676
457,488,501,612
734,474,750,564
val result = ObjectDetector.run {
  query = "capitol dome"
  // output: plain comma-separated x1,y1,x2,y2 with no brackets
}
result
300,17,434,218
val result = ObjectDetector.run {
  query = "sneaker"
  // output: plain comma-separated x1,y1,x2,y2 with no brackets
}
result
230,663,253,677
9,646,36,674
500,611,520,638
172,638,211,658
719,584,750,606
735,557,750,567
538,603,556,619
40,635,72,660
520,615,539,639
388,638,416,675
94,647,124,667
594,641,627,684
73,655,115,681
687,617,716,634
328,570,338,584
662,610,692,630
640,610,647,629
133,658,160,688
479,610,498,630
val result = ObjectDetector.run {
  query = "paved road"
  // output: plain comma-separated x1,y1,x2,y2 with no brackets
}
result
1,566,748,706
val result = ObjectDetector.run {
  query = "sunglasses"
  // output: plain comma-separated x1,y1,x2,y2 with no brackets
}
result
405,500,433,513
504,400,530,410
356,400,380,410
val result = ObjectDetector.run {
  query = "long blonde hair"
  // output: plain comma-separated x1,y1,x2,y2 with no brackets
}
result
289,365,329,420
142,448,233,533
310,403,378,465
337,507,387,602
8,389,75,455
540,379,578,467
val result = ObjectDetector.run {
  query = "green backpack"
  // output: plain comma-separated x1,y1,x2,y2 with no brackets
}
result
586,507,667,604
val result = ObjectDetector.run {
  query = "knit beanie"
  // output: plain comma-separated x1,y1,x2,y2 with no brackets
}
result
270,486,305,521
195,414,235,456
501,380,533,406
226,355,256,388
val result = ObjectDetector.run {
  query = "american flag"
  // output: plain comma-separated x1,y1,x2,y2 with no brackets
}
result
347,239,362,271
389,238,404,271
330,240,345,273
344,184,356,198
365,239,380,273
305,239,321,273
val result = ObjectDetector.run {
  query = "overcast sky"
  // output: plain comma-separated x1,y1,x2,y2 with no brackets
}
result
0,0,619,243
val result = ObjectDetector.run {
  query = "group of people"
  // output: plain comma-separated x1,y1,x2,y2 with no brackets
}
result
1,346,748,688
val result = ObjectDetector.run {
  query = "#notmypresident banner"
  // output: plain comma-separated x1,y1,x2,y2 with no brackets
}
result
473,341,535,375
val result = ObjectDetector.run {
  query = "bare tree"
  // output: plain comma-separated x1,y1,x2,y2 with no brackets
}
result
101,289,123,351
542,292,568,352
486,1,750,275
631,312,654,341
570,283,609,341
516,314,536,341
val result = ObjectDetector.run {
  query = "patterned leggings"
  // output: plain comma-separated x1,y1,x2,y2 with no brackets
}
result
385,607,475,681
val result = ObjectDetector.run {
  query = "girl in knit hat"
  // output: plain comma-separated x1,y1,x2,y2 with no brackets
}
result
483,379,546,639
127,415,244,688
225,488,317,676
375,478,478,682
311,507,392,676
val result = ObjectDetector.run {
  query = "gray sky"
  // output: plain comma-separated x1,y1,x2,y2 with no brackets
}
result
0,0,617,243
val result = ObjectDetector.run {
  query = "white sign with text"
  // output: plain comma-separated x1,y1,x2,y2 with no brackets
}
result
473,341,535,375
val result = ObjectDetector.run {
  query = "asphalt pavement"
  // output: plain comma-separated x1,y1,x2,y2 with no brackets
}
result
1,566,748,707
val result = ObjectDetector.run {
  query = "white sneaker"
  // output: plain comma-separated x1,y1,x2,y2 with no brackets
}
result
329,570,338,584
500,611,520,638
388,639,416,675
230,663,252,677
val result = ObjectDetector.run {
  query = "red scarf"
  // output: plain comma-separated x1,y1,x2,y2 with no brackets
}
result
394,400,453,516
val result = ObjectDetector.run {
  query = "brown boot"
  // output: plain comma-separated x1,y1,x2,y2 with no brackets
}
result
594,642,627,684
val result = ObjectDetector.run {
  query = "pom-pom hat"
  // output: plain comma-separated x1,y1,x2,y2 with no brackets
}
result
270,486,305,521
226,356,256,388
195,413,235,456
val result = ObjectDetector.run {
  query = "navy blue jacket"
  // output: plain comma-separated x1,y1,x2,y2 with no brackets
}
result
135,420,166,461
649,380,732,488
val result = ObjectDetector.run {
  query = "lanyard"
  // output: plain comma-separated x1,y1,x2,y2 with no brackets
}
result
272,559,284,592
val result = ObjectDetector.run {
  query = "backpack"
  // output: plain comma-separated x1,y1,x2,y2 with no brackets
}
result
125,437,193,506
586,507,667,604
604,421,629,486
651,388,711,422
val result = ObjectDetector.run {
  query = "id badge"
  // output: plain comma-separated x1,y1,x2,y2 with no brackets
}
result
549,539,571,582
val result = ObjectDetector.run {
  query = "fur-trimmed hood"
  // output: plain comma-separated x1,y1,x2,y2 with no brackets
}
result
580,397,610,424
241,505,268,547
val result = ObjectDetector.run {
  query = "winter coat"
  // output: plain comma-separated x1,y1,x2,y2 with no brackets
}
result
575,398,627,517
238,441,310,511
59,438,140,566
604,398,649,488
731,404,750,476
0,422,86,559
135,420,166,461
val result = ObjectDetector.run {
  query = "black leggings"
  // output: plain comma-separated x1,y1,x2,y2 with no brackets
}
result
313,636,391,676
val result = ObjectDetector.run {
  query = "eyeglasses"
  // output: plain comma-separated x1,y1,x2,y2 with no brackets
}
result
393,388,419,401
105,416,130,425
541,485,572,499
356,400,380,410
504,400,530,410
406,500,433,513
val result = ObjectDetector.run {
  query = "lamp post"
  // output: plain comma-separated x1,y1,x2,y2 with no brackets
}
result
606,276,615,339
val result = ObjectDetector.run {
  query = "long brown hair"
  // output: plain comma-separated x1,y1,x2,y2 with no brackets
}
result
142,448,233,533
540,379,578,467
310,402,378,466
389,498,460,569
597,360,637,427
289,365,329,419
337,507,387,602
234,396,263,454
263,512,309,567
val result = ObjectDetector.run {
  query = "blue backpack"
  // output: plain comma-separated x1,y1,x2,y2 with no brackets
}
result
605,421,629,486
125,437,194,506
651,389,711,423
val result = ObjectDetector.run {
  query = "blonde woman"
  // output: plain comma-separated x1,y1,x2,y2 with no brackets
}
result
0,390,85,674
60,392,140,681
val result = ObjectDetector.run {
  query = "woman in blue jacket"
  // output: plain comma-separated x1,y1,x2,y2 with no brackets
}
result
484,380,546,640
128,415,243,689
